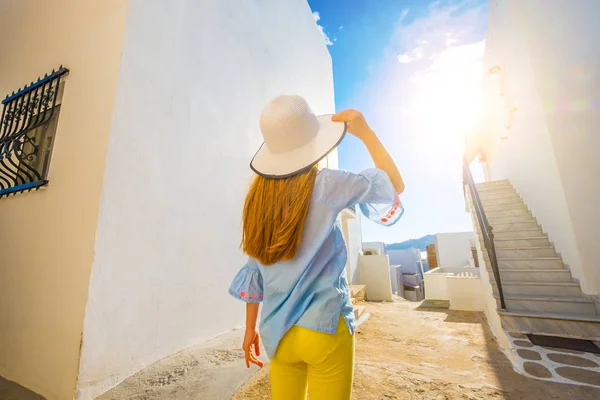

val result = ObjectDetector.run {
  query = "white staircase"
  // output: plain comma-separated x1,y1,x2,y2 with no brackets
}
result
472,180,600,340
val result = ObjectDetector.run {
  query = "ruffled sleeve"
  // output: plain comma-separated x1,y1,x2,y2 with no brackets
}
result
228,259,264,303
355,169,404,227
320,168,404,227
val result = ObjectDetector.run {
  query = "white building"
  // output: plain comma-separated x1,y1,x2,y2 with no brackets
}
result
362,241,386,255
424,233,482,311
0,1,337,399
341,206,363,284
435,232,476,269
465,0,600,356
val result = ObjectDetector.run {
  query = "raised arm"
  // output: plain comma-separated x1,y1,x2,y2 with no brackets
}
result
332,109,405,194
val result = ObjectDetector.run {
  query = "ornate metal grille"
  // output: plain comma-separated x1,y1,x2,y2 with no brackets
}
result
0,66,69,197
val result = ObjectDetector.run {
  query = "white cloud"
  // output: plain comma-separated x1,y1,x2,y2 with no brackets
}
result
446,32,460,46
397,54,413,64
339,25,344,30
312,11,333,46
400,8,410,23
412,47,424,60
397,46,424,64
389,1,486,63
387,4,487,133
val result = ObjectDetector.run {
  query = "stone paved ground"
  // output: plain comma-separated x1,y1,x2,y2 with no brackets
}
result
508,333,600,387
95,327,262,400
5,298,598,399
234,298,600,399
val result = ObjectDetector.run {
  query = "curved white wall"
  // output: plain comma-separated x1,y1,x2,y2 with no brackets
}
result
514,0,600,296
435,232,475,269
76,1,335,398
482,0,599,295
341,210,362,284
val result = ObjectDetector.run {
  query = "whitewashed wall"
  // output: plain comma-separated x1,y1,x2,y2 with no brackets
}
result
435,232,475,269
345,216,362,284
358,255,393,301
387,248,421,274
482,0,599,295
341,209,363,285
362,241,386,255
76,0,335,397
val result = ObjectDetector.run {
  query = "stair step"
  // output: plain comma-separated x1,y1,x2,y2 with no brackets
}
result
486,209,532,218
483,203,529,213
497,257,564,269
491,267,571,282
498,310,600,341
487,229,545,240
350,285,366,301
492,237,551,248
479,193,522,203
489,220,539,231
355,310,370,328
476,182,515,190
488,214,540,224
493,281,583,297
494,247,557,258
496,295,596,315
354,305,366,320
477,188,515,196
500,310,600,322
482,197,526,206
476,180,511,189
477,187,517,196
478,190,523,204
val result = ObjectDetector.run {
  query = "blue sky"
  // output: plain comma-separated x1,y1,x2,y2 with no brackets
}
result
308,0,488,243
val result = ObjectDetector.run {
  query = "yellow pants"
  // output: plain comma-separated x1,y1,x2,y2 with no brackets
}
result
270,315,355,400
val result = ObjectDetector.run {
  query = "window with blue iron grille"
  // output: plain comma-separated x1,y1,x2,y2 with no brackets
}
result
0,66,69,197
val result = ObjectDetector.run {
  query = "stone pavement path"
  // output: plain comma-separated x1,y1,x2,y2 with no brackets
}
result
97,328,266,400
234,298,600,400
508,332,600,387
35,297,597,399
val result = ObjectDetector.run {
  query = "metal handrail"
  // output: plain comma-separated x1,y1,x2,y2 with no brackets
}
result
462,157,506,310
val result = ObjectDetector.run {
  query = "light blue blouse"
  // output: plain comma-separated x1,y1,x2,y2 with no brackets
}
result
228,168,404,359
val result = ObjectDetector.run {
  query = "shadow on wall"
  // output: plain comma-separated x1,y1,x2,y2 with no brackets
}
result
0,376,47,400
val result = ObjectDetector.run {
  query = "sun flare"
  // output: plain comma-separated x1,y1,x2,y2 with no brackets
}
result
410,41,484,138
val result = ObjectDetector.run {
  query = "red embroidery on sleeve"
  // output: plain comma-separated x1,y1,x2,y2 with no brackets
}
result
240,292,263,300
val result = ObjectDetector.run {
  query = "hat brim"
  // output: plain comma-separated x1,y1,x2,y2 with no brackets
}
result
250,114,347,179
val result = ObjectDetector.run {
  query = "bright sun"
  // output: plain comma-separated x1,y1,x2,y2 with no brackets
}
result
406,41,484,140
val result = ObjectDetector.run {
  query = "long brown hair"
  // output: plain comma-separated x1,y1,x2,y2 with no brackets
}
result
241,166,318,265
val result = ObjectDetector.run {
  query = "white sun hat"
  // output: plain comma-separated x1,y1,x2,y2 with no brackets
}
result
250,95,347,178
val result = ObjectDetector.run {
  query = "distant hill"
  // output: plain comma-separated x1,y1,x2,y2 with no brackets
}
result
385,235,435,252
